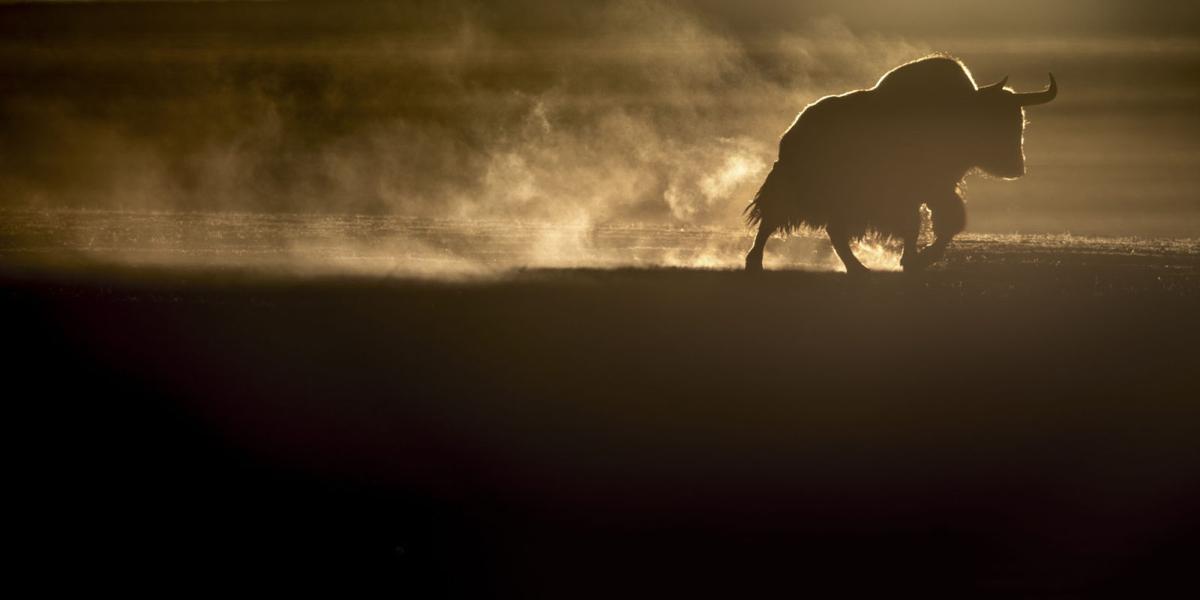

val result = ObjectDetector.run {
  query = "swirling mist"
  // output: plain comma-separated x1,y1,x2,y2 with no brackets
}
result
0,1,929,229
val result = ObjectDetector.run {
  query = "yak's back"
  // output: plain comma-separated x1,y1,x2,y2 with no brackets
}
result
777,90,876,163
776,57,978,169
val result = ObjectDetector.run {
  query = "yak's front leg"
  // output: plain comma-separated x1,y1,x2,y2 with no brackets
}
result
905,192,965,272
827,222,869,275
924,191,966,266
898,206,923,272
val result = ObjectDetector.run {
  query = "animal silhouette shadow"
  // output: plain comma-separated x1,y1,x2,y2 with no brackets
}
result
745,55,1057,274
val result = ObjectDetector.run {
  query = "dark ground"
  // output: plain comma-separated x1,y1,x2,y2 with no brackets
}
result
6,244,1200,596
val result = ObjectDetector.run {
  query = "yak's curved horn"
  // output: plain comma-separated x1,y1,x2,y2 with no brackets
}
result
1016,73,1057,106
979,76,1008,92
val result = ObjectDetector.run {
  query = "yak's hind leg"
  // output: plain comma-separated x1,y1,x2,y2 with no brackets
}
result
745,220,775,272
827,222,869,275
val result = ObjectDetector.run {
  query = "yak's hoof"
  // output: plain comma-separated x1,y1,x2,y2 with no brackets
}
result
903,248,943,272
745,257,764,272
845,265,871,276
901,256,928,273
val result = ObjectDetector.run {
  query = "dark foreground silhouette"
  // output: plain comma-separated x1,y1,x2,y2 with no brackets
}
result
7,242,1200,596
746,56,1057,273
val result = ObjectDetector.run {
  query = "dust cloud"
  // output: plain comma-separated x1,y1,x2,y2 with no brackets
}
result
0,1,932,273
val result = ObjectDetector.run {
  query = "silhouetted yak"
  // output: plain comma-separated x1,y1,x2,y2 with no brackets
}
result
745,56,1057,273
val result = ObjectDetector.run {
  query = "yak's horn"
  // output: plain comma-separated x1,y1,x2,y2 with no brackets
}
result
1016,73,1057,106
979,76,1008,92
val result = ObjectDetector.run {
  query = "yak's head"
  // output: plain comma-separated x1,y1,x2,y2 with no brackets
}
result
969,73,1057,179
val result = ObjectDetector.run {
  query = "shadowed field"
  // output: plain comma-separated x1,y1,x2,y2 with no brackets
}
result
6,236,1199,596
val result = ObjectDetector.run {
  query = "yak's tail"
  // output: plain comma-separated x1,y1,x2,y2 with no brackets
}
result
743,160,787,229
743,159,818,234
